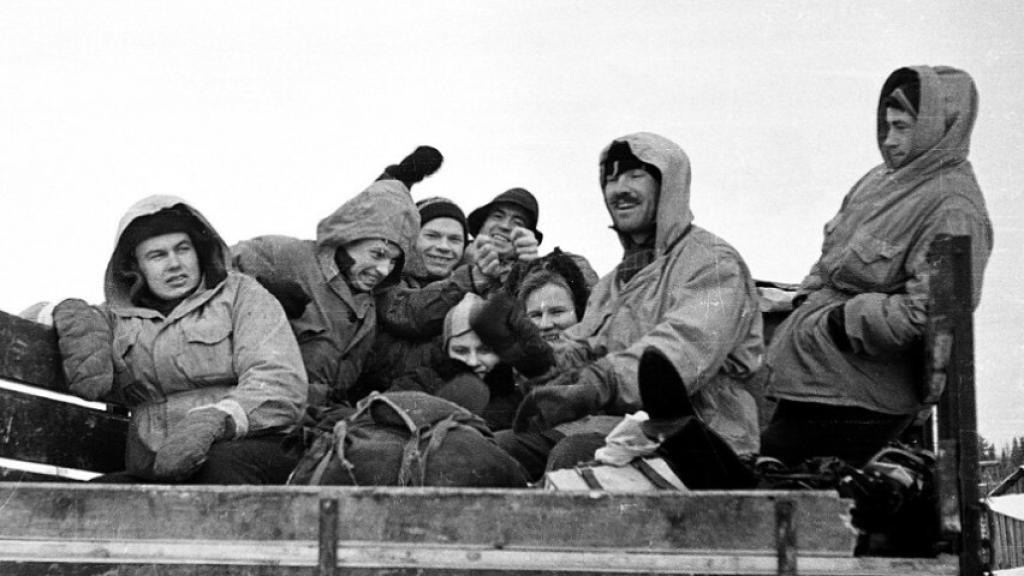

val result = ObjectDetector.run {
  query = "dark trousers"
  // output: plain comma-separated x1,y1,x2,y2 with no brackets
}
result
93,433,298,485
760,400,913,467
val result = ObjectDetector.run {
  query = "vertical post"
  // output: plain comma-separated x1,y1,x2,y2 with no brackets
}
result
775,498,797,576
932,235,983,575
318,498,339,576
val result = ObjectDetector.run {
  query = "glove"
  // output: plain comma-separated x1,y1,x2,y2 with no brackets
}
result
826,304,852,352
377,146,444,189
513,382,602,433
152,407,233,481
256,277,311,319
52,298,114,400
470,293,554,378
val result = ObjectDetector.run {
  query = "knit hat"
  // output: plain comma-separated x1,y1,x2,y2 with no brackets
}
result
884,82,920,118
602,140,662,183
416,196,468,240
443,293,485,347
466,187,543,245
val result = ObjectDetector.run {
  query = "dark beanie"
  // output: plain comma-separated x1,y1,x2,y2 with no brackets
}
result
603,140,662,183
466,187,543,245
120,206,204,255
884,81,920,118
416,196,468,238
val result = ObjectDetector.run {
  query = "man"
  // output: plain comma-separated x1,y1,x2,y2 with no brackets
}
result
233,175,420,408
352,197,476,401
53,196,308,483
500,132,763,480
353,190,546,400
762,66,993,466
465,187,542,267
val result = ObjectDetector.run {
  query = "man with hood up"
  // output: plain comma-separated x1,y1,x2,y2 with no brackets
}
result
501,132,764,480
232,154,423,408
52,195,308,483
762,66,993,466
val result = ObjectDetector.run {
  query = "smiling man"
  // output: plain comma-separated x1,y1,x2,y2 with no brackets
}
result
466,188,542,267
497,132,764,481
233,177,419,408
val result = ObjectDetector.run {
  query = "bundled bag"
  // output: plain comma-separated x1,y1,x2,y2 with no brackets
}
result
755,444,939,558
288,391,528,487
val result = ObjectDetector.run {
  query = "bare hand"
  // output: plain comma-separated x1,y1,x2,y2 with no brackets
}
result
511,227,539,262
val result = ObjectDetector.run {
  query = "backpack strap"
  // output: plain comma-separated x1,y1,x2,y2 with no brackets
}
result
632,458,681,491
579,466,604,490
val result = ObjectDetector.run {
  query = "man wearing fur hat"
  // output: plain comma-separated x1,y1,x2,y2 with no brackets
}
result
233,149,429,408
762,66,993,466
52,196,308,483
500,133,764,480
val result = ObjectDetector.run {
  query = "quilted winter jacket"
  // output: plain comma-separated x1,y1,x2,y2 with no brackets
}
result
766,66,992,415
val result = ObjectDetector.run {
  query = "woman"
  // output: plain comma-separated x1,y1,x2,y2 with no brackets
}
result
53,195,308,483
511,248,594,346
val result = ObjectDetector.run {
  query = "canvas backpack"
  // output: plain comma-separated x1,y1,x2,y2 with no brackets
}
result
288,391,528,487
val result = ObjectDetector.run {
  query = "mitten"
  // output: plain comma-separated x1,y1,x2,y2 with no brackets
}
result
52,298,114,400
512,381,601,433
470,292,554,377
152,407,232,481
255,277,311,319
377,146,444,189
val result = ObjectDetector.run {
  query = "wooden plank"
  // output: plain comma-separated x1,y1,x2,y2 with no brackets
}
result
0,484,857,554
0,308,67,392
0,385,127,473
0,542,959,576
931,236,984,574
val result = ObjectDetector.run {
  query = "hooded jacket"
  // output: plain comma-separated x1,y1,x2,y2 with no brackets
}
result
766,66,993,415
233,180,420,407
560,132,764,454
93,195,308,476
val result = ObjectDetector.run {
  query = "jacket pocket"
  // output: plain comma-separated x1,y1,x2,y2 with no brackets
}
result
175,321,235,385
831,233,905,291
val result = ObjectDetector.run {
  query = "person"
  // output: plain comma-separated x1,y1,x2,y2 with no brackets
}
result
498,132,764,481
352,197,472,399
509,248,596,346
233,152,424,408
387,293,501,414
762,66,993,466
52,195,308,483
465,187,542,271
352,190,548,401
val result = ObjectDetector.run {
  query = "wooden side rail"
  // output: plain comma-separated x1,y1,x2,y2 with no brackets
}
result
925,235,985,574
0,310,127,479
0,234,981,575
0,483,960,575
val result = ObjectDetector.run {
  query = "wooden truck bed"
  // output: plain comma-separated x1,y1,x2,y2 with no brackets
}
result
0,236,984,575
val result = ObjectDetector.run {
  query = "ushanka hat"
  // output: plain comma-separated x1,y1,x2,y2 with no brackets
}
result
466,187,543,245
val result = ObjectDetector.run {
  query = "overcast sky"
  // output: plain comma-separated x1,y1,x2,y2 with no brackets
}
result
2,1,1021,445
